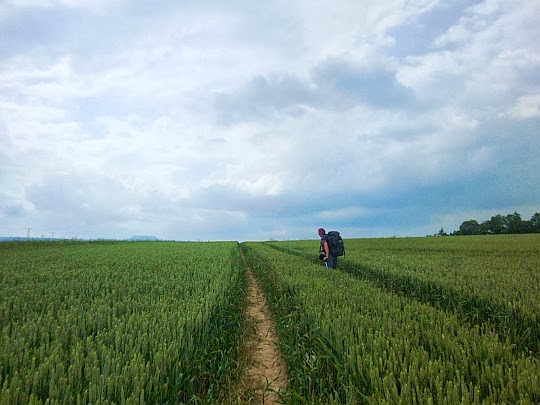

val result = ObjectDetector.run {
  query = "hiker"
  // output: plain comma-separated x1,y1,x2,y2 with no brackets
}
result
318,227,337,269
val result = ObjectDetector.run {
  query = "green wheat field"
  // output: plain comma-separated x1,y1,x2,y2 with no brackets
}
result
1,234,539,403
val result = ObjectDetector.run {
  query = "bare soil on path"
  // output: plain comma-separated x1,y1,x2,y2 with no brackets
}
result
236,252,288,404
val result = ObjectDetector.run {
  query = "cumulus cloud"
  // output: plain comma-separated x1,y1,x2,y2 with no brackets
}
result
0,0,538,240
509,94,540,119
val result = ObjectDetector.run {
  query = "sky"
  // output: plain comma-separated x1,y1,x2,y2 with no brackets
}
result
1,0,539,242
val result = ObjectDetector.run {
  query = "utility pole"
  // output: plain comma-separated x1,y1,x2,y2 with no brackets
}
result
25,227,32,241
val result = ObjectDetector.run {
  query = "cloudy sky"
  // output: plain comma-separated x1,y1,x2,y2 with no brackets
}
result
1,0,539,241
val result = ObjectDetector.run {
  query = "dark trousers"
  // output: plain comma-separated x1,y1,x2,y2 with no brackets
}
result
326,255,338,269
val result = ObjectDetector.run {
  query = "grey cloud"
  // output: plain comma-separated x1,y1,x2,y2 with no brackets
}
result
213,74,325,124
213,56,415,125
26,174,134,223
190,183,281,213
1,203,27,218
0,7,107,58
1,1,538,241
313,58,414,108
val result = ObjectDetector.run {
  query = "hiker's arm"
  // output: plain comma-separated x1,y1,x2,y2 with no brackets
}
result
323,241,330,260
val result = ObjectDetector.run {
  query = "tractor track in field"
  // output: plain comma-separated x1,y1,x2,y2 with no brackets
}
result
236,249,288,404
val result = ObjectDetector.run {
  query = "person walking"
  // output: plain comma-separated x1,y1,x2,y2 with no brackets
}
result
318,227,338,269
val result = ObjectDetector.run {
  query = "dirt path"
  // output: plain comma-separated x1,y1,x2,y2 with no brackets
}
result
238,253,288,404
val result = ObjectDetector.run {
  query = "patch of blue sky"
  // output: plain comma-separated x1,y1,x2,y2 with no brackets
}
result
386,0,479,58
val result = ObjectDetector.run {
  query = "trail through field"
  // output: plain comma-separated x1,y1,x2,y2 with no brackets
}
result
239,254,288,404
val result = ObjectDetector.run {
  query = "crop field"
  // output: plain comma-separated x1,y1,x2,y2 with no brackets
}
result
247,234,540,403
1,235,539,404
0,241,245,403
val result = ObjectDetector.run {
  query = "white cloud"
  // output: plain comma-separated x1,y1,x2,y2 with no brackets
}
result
0,0,538,240
397,0,540,110
508,94,540,119
318,206,372,221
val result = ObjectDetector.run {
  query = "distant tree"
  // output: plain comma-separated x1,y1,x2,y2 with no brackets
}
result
445,210,540,236
457,219,483,235
437,228,448,236
529,212,540,233
486,214,506,234
504,211,524,234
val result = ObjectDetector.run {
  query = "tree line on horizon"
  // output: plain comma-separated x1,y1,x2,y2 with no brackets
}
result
436,211,540,236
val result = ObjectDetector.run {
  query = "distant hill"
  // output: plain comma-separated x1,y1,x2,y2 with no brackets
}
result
129,235,159,241
0,236,28,242
1,235,161,242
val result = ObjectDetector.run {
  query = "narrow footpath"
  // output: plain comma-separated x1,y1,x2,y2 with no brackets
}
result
238,251,288,404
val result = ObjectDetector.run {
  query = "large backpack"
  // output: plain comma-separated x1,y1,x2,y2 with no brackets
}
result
326,231,345,256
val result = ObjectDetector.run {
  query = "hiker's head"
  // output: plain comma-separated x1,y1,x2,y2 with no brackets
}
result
318,228,326,237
